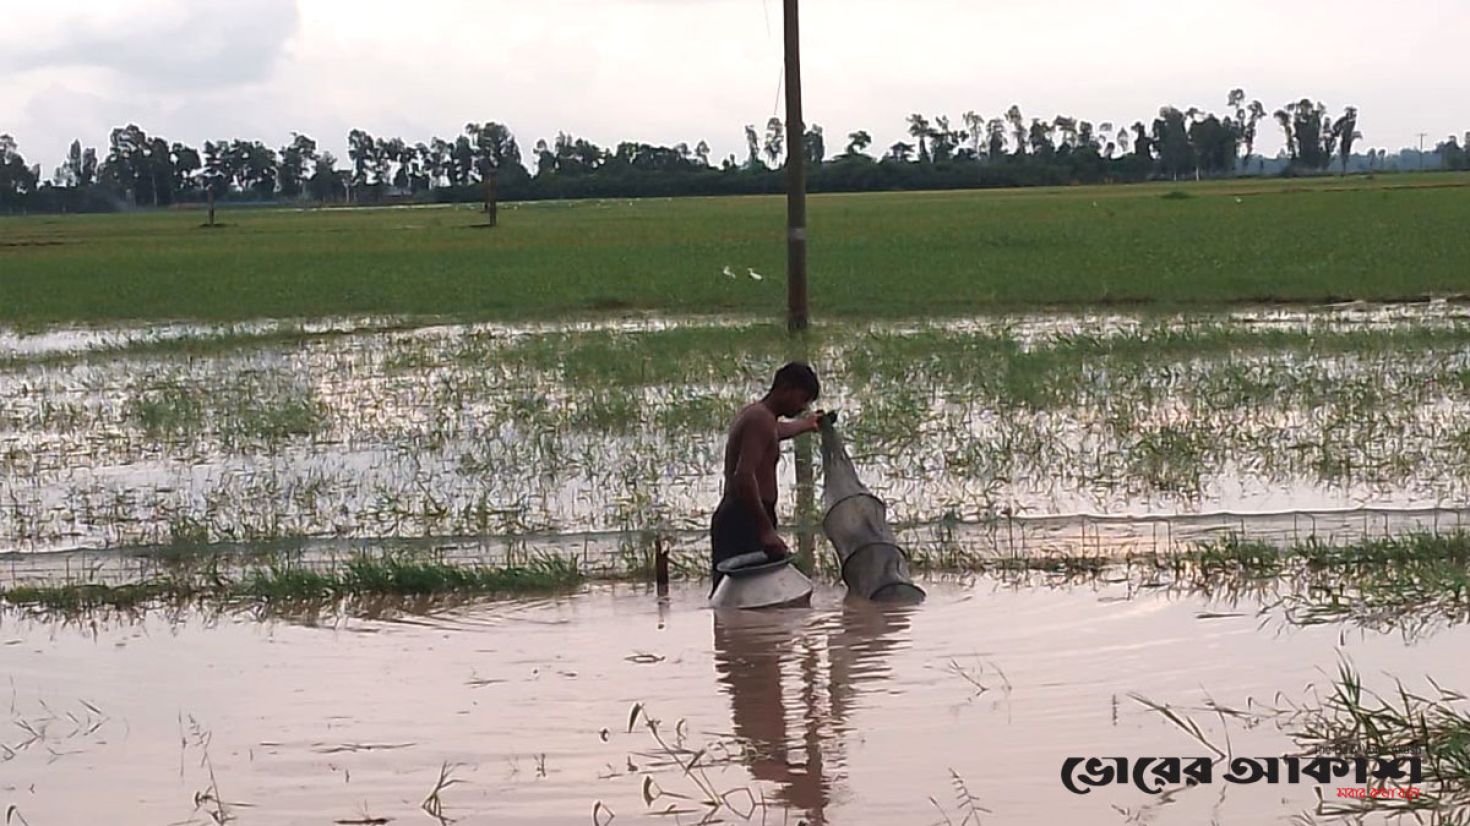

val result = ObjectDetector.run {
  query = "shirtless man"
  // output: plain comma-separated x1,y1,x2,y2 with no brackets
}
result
710,362,824,595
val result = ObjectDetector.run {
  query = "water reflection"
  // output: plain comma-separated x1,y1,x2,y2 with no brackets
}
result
711,600,915,824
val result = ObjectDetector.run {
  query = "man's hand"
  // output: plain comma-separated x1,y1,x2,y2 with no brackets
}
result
776,409,826,440
800,409,827,434
760,528,790,560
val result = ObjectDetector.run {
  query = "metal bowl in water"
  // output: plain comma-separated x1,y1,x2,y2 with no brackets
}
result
710,554,813,610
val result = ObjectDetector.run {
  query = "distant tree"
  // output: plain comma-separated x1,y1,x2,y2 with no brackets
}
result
451,136,475,185
546,132,606,176
409,142,432,191
383,138,412,190
464,121,525,186
695,140,712,166
347,129,378,189
1278,99,1329,170
0,135,39,211
929,116,958,162
308,151,343,201
171,143,201,198
1077,121,1096,151
763,117,785,166
375,136,401,189
102,124,150,205
744,124,762,170
962,111,985,157
986,118,1007,159
1187,114,1238,176
1331,107,1360,174
278,133,317,198
1053,116,1078,149
1130,122,1152,162
1005,106,1027,157
1274,106,1297,164
888,141,914,162
534,138,556,177
201,141,230,196
1438,136,1467,171
54,139,98,188
1153,107,1193,178
1027,119,1055,159
804,125,825,164
1113,123,1131,156
235,141,278,198
844,130,872,157
425,138,451,187
907,114,931,163
144,137,175,205
1230,93,1266,168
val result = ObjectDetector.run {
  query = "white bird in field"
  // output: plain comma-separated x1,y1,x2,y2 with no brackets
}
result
722,265,736,279
748,268,764,281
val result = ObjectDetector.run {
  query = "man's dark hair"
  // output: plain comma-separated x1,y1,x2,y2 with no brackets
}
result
771,362,820,400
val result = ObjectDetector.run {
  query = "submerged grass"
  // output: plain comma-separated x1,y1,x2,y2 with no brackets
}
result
1283,661,1470,818
0,553,584,613
5,531,1466,627
127,370,329,445
915,532,1470,637
1132,660,1470,821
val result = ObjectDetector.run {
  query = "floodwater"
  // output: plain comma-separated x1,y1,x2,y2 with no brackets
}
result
5,304,1468,823
4,303,1470,557
3,580,1462,825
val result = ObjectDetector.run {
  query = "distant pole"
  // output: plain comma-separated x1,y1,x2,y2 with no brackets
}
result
1418,133,1429,170
484,165,499,227
207,187,216,227
784,0,809,333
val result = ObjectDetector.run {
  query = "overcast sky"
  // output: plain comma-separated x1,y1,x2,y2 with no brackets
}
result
2,0,1465,172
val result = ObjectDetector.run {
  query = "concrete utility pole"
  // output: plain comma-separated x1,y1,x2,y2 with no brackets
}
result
784,0,809,332
782,0,817,567
1418,133,1429,170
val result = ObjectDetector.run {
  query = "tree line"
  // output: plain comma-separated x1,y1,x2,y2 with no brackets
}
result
3,90,1467,214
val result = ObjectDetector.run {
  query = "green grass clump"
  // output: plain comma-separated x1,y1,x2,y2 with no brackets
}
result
1285,661,1470,817
0,554,585,613
3,174,1470,325
127,371,329,445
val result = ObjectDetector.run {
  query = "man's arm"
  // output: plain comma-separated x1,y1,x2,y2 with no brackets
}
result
775,411,823,441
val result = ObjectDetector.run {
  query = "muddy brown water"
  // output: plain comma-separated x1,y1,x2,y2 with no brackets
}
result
3,580,1462,825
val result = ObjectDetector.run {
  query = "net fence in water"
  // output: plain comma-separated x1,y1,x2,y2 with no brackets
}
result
3,506,1468,590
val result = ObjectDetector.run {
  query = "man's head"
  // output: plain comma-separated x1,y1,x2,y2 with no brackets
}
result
766,362,820,417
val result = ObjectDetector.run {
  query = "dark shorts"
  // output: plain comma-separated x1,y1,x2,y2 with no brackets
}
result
710,497,778,595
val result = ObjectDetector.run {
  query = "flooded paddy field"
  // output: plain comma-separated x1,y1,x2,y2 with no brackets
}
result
4,302,1470,558
5,302,1470,823
4,578,1468,825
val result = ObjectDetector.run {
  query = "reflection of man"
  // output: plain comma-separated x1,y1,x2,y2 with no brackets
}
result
711,602,915,825
710,363,824,595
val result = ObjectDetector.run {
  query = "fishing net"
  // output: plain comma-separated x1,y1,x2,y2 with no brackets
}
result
819,417,926,603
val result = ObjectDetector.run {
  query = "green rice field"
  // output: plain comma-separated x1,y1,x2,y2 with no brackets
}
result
3,173,1469,325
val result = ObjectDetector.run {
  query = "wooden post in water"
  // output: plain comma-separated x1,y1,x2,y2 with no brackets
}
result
784,0,809,332
655,533,670,597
